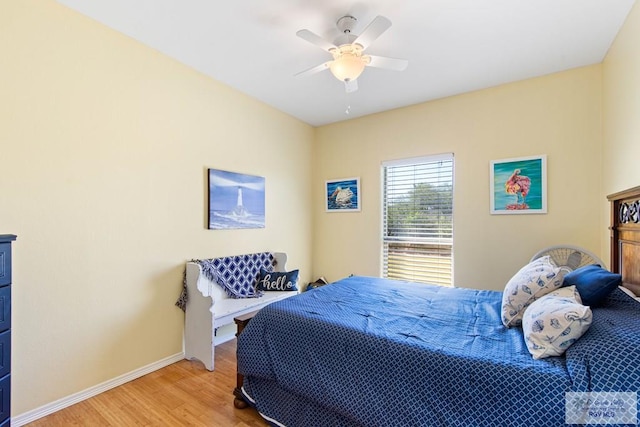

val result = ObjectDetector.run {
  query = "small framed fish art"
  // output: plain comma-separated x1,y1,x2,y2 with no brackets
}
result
490,155,547,215
325,177,361,212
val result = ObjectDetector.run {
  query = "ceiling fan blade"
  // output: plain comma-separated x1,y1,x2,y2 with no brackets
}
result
367,55,408,71
353,15,392,50
345,79,358,93
295,61,331,78
296,29,337,52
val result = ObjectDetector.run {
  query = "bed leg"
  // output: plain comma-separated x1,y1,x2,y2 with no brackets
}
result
233,310,259,409
233,391,249,409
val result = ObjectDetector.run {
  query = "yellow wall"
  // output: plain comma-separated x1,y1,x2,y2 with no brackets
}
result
602,0,640,257
314,66,603,290
0,0,313,416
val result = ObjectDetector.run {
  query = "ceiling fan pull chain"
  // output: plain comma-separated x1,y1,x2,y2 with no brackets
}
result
345,91,352,115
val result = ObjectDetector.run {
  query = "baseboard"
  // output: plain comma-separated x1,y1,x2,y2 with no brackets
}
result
12,351,185,426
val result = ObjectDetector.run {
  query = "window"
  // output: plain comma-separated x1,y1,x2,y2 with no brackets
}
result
382,154,454,287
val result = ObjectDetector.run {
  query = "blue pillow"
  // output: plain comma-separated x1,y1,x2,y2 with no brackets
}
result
563,264,621,306
256,268,299,291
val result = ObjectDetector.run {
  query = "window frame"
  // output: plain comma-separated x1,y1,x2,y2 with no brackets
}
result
380,153,455,287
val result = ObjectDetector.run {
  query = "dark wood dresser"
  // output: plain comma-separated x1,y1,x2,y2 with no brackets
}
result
0,234,16,426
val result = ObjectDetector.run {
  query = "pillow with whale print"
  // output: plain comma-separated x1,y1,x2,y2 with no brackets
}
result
522,286,592,359
256,268,299,292
501,256,565,328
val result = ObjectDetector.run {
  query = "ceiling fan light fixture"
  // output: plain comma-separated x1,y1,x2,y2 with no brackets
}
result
329,53,365,82
328,44,369,82
296,15,405,93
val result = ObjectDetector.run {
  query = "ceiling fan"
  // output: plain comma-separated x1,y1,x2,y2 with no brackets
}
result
295,15,408,93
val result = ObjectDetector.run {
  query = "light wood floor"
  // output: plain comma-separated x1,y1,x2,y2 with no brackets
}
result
27,339,268,426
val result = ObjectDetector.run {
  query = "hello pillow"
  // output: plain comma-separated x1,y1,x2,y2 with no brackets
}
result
255,269,299,292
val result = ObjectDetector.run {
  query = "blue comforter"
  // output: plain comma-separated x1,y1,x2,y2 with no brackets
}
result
237,276,640,427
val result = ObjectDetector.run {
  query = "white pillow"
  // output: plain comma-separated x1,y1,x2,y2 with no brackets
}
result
522,286,592,359
501,256,565,327
540,285,583,301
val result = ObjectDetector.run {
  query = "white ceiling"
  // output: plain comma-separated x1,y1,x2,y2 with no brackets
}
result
56,0,635,127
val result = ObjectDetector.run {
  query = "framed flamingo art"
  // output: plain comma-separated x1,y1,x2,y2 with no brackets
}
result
490,155,547,214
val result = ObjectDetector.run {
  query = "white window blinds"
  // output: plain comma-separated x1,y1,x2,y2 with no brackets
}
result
382,154,454,287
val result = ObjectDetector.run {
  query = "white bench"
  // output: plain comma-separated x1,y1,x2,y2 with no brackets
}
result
184,252,298,371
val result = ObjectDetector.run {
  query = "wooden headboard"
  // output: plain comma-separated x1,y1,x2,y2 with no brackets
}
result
608,185,640,296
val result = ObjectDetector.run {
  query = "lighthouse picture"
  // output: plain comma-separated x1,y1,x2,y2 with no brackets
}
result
208,169,266,229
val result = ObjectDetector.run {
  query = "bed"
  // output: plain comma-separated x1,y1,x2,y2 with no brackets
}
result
235,187,640,427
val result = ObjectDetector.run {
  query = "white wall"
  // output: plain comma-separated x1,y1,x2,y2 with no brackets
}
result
0,0,313,416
